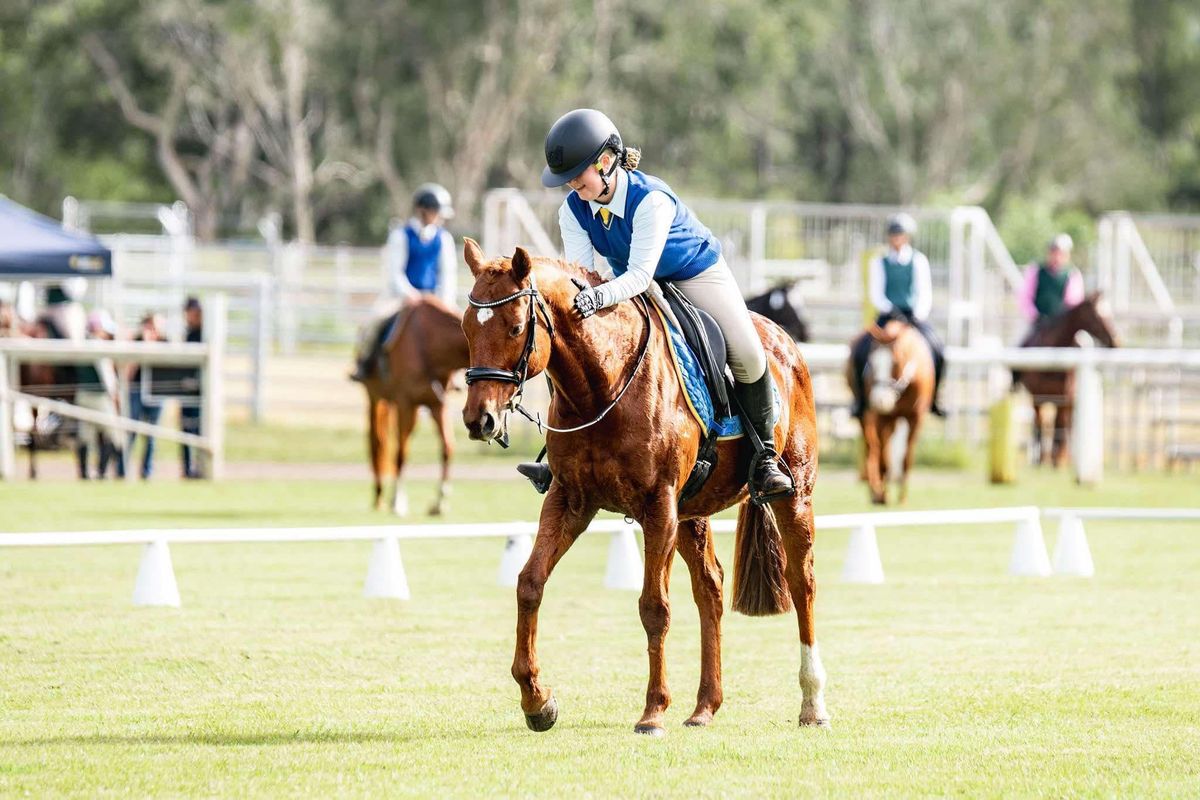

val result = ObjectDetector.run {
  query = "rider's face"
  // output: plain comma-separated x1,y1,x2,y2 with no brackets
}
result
1046,246,1070,269
567,153,615,202
887,232,909,251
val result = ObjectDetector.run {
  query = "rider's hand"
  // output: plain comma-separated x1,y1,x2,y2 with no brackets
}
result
573,285,608,319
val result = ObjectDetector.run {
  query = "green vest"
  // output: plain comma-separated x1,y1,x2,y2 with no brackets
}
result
883,255,915,313
1034,263,1070,318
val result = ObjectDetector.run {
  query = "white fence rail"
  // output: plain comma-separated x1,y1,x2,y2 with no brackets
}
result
0,295,226,480
9,505,1195,606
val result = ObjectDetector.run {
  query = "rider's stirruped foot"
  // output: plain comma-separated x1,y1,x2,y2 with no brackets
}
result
516,462,552,494
930,401,947,417
750,448,796,505
348,361,370,383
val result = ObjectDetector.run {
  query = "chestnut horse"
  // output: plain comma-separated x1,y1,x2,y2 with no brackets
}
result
2,315,77,479
459,240,827,735
846,321,934,505
1013,292,1118,466
361,295,470,516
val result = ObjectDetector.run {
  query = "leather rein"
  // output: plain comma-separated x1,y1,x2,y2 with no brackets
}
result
464,274,653,437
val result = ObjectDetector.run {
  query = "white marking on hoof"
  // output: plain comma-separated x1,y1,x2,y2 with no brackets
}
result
799,642,830,725
391,485,408,517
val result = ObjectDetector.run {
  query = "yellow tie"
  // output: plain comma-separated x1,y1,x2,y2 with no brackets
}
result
598,208,612,227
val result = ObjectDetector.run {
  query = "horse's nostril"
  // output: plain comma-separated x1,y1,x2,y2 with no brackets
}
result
480,411,496,437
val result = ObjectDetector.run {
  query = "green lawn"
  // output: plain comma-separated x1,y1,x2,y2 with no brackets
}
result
1,465,1198,796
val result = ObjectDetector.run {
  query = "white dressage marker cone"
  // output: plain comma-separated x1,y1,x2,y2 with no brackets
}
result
1008,515,1052,577
498,533,534,588
363,536,410,600
841,524,885,584
604,524,644,591
1053,513,1095,577
132,540,181,607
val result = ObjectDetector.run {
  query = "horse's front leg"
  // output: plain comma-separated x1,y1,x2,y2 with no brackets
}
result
635,495,680,736
675,517,723,727
863,417,886,504
513,485,596,732
898,413,922,504
427,399,454,516
1052,402,1072,469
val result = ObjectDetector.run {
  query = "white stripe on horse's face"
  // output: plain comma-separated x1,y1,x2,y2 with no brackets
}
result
868,346,899,413
476,307,494,324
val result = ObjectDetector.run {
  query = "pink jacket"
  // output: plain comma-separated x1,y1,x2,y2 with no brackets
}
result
1018,264,1084,321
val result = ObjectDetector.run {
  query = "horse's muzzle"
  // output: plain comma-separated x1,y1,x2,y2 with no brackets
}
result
465,405,508,445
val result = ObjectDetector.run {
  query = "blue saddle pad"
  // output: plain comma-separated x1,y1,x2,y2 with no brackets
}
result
659,308,779,440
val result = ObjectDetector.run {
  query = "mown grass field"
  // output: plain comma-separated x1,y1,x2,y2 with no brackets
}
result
2,434,1198,797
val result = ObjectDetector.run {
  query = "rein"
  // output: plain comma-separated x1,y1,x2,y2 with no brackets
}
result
465,273,653,436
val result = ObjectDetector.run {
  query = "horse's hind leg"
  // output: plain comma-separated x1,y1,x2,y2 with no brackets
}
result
513,485,596,732
391,402,417,517
770,493,830,727
675,516,723,727
427,400,454,516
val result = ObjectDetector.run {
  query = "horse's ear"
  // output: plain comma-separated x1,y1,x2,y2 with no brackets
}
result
511,246,532,283
463,238,486,277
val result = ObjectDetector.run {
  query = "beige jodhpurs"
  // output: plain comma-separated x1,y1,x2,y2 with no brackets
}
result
672,257,767,383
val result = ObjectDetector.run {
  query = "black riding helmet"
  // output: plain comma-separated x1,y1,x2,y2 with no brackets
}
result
413,183,454,219
541,109,623,188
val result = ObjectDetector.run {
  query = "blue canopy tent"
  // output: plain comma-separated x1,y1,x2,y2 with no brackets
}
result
0,196,111,277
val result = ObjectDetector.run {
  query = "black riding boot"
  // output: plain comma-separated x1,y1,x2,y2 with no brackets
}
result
734,371,795,504
930,350,947,417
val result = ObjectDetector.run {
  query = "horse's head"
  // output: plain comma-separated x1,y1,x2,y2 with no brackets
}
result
866,321,915,414
1070,291,1119,348
460,239,555,444
750,282,809,342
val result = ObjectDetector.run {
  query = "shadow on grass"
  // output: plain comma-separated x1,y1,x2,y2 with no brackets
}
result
8,719,629,747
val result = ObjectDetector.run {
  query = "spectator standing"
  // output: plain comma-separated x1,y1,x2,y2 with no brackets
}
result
76,310,125,479
127,312,166,479
180,297,203,479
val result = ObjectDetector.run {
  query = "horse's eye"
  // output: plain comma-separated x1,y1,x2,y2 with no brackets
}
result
509,323,524,338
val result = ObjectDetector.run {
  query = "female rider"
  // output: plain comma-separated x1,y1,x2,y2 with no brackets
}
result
540,108,793,501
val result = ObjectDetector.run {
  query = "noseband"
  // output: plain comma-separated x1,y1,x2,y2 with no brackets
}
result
464,274,553,390
465,273,652,436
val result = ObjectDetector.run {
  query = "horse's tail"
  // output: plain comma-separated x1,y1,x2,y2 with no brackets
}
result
731,499,793,617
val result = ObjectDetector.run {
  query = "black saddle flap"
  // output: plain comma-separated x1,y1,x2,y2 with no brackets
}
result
656,280,731,419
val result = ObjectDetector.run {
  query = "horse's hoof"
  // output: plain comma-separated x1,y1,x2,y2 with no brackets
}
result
634,724,666,737
427,504,445,517
524,696,558,732
799,716,832,729
682,717,710,728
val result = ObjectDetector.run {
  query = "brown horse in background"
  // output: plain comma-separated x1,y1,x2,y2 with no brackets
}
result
846,320,934,505
1,314,78,479
459,240,827,736
1014,292,1118,466
361,295,469,515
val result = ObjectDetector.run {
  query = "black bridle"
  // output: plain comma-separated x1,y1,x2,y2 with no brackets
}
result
464,273,652,440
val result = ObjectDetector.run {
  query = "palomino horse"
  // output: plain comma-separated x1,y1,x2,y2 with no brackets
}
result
460,240,827,735
846,320,934,505
1014,292,1118,466
361,295,470,515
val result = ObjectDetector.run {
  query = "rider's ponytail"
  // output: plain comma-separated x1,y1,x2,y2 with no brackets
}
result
621,146,641,171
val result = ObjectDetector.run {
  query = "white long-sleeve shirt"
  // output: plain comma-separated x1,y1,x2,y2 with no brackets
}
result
868,244,933,321
385,219,457,307
558,168,675,307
